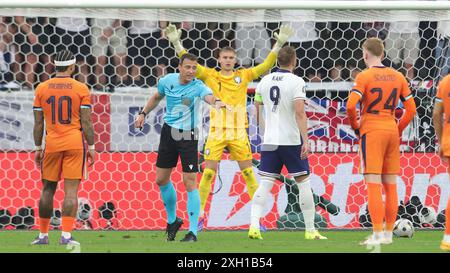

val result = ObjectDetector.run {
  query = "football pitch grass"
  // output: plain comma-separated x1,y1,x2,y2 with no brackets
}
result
0,230,446,253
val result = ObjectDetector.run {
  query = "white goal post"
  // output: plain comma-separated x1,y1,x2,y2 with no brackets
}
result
2,1,450,22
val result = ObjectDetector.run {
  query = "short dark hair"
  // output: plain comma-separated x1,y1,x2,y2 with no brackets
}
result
219,46,236,55
277,46,296,67
54,50,75,73
180,53,198,65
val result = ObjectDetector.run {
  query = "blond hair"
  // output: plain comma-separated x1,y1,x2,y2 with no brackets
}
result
362,37,384,57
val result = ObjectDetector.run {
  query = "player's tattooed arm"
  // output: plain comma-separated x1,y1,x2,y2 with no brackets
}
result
33,109,44,167
33,110,44,147
80,108,95,146
81,107,96,167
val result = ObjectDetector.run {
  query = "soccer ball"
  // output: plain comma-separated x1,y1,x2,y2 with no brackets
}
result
77,198,92,221
50,209,61,227
419,206,437,225
393,219,414,238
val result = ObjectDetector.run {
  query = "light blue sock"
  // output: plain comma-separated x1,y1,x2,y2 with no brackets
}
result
187,189,200,236
159,181,177,224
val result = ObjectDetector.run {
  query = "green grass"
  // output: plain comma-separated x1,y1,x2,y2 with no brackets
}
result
0,230,445,253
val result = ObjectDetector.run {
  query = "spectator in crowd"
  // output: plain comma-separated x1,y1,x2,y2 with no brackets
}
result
416,21,437,80
173,21,216,70
325,21,368,79
0,17,20,90
385,18,420,81
348,64,361,81
0,16,444,90
329,63,344,82
306,69,323,83
52,17,91,83
206,22,234,67
155,63,167,82
435,20,450,84
91,18,127,90
13,17,55,89
127,20,169,87
13,16,39,89
280,10,327,78
235,10,271,68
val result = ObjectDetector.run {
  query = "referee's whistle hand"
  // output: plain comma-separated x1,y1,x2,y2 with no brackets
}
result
135,115,145,129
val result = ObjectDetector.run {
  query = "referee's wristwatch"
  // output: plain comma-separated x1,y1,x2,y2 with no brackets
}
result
138,110,147,117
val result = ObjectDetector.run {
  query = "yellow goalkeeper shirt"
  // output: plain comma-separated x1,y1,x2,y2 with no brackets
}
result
180,50,277,129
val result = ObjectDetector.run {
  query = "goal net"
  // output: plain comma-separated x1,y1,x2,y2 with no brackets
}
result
0,0,448,230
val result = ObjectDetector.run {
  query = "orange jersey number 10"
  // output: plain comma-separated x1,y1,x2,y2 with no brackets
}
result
46,96,72,124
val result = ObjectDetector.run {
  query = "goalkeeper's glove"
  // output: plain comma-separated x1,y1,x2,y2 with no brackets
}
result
272,24,294,53
164,23,184,53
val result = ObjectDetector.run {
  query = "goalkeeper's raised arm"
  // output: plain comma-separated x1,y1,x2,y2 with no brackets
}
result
165,23,184,55
165,23,293,55
164,23,208,77
251,24,295,79
164,23,294,78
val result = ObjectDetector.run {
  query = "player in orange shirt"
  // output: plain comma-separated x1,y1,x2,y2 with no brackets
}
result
432,74,450,251
31,50,95,246
346,38,416,246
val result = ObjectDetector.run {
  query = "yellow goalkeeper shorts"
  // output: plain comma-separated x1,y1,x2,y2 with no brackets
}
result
203,127,253,161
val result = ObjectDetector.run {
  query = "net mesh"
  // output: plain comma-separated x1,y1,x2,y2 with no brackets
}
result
0,5,448,230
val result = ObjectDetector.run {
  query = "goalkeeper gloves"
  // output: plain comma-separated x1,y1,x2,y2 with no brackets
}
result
272,24,295,53
164,23,184,53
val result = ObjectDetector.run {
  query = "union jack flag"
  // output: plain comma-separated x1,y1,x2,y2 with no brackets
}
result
306,98,359,143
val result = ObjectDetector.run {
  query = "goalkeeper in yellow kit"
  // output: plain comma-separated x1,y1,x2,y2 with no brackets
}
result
165,24,294,230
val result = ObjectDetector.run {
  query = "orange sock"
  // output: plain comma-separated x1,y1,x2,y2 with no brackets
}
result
446,197,450,235
384,183,398,232
367,183,385,233
39,218,50,234
61,217,75,233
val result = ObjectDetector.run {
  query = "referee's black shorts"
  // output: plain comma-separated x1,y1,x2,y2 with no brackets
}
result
156,123,199,173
